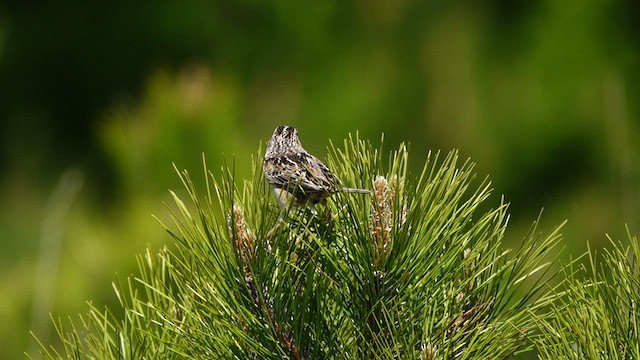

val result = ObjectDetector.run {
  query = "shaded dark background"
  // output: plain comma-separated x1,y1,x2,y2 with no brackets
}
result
1,1,639,358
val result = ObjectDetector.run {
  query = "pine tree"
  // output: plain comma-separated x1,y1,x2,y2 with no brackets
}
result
33,135,570,359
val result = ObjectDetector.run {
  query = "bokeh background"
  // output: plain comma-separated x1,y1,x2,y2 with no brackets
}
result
1,1,639,358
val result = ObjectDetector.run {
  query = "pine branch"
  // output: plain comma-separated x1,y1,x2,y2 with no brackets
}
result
32,135,570,359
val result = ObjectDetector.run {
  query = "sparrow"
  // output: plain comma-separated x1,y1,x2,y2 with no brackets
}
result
263,125,370,208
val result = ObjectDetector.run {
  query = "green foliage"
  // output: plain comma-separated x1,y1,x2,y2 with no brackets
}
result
33,136,566,359
533,230,640,359
5,2,640,358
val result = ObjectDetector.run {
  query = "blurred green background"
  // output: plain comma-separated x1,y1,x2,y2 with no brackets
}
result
1,1,639,358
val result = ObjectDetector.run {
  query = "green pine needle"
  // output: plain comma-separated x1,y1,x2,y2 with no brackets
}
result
533,227,640,359
31,134,587,359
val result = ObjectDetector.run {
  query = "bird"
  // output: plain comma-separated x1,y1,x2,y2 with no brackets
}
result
263,125,370,208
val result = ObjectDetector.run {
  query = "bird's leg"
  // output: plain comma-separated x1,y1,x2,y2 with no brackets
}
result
266,218,283,239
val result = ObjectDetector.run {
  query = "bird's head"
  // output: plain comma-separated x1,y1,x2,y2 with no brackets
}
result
265,125,303,158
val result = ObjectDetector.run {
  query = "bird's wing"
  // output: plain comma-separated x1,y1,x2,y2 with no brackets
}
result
300,153,339,190
264,153,337,193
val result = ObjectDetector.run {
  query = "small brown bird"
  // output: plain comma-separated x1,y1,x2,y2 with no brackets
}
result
263,125,370,208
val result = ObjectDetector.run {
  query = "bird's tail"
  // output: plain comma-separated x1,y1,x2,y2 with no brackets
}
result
340,187,372,194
